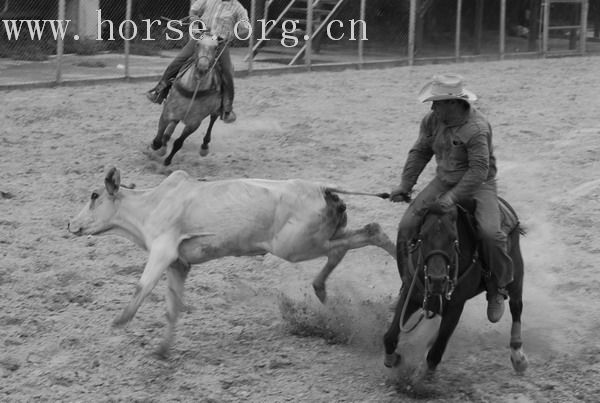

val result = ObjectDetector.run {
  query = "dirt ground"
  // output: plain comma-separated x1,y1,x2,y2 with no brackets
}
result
1,55,599,402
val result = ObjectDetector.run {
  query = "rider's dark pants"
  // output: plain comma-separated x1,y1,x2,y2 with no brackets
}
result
397,176,513,289
159,38,234,112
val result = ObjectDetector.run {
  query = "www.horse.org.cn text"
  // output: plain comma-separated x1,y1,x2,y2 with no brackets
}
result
1,10,368,48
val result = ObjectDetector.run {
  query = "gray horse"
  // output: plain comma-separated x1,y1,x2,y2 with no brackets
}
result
150,35,223,166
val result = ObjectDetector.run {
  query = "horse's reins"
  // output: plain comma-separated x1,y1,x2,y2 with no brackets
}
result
182,38,231,124
399,240,426,333
398,239,451,333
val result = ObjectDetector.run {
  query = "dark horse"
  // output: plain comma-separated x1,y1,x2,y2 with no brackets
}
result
383,199,529,378
150,34,223,166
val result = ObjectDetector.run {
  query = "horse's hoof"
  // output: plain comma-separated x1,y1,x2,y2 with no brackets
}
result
384,352,401,368
156,147,167,157
112,313,131,328
150,141,165,153
154,343,170,360
422,368,436,382
147,144,167,158
164,158,172,166
511,349,529,373
199,146,209,157
312,283,327,304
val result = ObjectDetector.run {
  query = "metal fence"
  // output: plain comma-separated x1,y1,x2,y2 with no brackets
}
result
0,0,599,86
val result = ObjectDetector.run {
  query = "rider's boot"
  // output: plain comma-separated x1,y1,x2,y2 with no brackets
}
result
222,110,236,123
486,288,507,323
221,97,236,123
146,80,171,104
221,76,236,123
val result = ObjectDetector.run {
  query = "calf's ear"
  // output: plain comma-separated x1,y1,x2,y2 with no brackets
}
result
105,167,121,196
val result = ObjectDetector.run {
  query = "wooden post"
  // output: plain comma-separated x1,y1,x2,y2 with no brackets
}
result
306,0,313,69
543,0,549,56
124,0,132,78
456,0,463,61
408,0,416,65
581,0,589,54
56,0,65,83
569,3,578,50
594,1,600,38
358,0,366,66
474,0,483,55
248,0,256,72
528,0,542,52
500,0,506,59
416,6,424,54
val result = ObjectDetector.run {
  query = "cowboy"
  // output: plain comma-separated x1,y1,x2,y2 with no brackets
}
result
146,0,250,124
389,73,513,323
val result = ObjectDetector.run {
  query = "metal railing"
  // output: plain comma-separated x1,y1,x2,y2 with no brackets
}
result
0,0,598,88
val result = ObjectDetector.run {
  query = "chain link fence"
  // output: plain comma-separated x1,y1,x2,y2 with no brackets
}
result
0,0,599,86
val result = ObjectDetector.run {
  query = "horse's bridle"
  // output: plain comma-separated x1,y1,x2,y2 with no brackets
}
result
408,237,460,317
194,37,228,76
422,242,461,301
398,219,462,332
398,207,482,333
193,47,215,80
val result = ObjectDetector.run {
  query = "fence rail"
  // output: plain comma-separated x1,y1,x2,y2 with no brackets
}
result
0,0,599,87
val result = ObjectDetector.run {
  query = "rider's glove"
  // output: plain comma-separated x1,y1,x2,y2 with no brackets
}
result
390,184,412,203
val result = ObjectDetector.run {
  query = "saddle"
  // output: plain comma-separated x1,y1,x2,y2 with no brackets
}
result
172,56,222,98
498,197,520,236
458,197,520,241
456,197,520,290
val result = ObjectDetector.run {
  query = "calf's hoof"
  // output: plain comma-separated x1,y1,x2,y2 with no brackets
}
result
412,362,436,384
312,283,327,304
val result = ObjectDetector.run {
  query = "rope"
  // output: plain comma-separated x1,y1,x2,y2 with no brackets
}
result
327,189,390,199
398,241,426,333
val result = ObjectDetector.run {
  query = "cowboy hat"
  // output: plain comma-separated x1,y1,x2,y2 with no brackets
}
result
418,74,477,103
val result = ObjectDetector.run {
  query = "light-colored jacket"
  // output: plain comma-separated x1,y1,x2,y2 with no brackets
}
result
190,0,249,40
